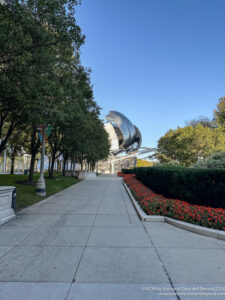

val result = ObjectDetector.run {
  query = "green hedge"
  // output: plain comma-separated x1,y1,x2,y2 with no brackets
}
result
121,168,135,174
134,167,225,208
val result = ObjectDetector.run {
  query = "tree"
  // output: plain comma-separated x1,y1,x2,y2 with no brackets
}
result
46,60,109,177
7,127,27,174
214,97,225,127
1,1,84,66
155,124,225,167
1,0,109,180
0,2,56,154
0,1,84,181
84,118,110,170
136,159,154,167
185,116,215,128
47,62,93,178
193,151,225,169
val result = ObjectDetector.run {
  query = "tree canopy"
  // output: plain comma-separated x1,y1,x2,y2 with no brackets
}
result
0,0,109,178
214,97,225,127
193,151,225,169
154,124,225,167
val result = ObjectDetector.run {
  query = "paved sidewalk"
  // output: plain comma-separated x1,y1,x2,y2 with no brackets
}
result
0,175,225,299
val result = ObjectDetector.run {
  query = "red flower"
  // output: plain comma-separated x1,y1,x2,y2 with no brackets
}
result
122,174,225,231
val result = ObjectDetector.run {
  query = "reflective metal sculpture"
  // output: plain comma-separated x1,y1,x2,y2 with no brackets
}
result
105,111,142,155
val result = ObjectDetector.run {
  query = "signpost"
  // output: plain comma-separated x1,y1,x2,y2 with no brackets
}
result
36,125,46,196
36,125,52,196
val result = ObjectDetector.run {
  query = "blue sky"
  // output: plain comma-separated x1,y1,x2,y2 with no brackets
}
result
76,0,225,148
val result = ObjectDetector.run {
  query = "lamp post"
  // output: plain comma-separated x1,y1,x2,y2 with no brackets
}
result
36,125,46,196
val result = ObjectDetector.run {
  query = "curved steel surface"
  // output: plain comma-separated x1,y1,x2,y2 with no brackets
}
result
105,111,136,148
105,111,142,154
134,126,142,149
125,126,142,153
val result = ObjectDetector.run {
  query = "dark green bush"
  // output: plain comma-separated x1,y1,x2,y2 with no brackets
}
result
121,168,135,174
134,167,225,208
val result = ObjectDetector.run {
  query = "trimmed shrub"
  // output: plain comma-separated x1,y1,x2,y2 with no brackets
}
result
121,168,135,174
154,162,183,168
123,174,225,231
134,167,225,208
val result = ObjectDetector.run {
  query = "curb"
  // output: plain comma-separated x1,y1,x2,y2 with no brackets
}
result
122,180,165,222
122,179,225,241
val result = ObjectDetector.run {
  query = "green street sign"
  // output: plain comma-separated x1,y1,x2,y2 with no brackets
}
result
46,125,53,137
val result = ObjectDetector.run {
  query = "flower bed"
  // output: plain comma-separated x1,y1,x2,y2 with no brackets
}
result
117,172,124,177
121,174,225,231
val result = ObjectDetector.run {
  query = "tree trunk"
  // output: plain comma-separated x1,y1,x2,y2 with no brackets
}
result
72,155,76,174
49,152,56,179
29,154,36,181
48,156,51,174
28,124,40,182
0,121,16,155
10,157,15,175
62,159,66,176
56,159,61,172
35,159,38,172
62,153,68,176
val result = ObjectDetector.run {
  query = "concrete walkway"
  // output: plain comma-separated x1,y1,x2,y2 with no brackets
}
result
0,175,225,299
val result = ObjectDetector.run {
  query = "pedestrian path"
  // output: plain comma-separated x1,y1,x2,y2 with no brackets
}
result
0,175,225,299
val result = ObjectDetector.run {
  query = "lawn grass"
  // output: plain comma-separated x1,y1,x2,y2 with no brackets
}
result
0,173,80,210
